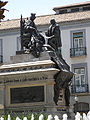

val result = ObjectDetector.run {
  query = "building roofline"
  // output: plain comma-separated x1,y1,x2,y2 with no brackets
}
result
1,11,90,31
53,1,90,11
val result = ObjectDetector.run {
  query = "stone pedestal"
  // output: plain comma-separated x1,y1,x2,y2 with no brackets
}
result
0,52,59,113
0,84,5,114
10,51,51,64
0,51,72,115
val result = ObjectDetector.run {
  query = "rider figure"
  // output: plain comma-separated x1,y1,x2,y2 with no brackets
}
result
24,13,38,37
26,13,37,30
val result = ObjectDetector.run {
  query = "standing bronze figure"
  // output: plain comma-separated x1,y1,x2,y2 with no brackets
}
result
45,19,62,52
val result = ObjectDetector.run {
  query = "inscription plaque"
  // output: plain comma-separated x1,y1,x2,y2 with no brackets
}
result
10,86,44,104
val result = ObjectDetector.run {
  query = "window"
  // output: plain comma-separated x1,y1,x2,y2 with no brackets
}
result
0,39,3,63
70,29,86,57
67,8,71,13
83,6,90,11
59,9,67,14
74,68,86,93
79,7,83,12
71,8,79,13
73,32,83,48
71,63,88,93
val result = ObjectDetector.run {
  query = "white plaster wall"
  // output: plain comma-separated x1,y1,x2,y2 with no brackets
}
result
61,29,71,65
0,34,20,63
61,25,90,92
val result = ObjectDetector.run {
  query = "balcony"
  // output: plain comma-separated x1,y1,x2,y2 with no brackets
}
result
70,47,87,57
0,55,3,64
71,84,89,93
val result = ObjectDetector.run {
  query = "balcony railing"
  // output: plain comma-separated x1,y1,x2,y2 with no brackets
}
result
0,55,3,63
71,84,89,93
70,47,87,57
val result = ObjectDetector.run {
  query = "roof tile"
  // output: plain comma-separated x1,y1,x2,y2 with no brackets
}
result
0,11,90,30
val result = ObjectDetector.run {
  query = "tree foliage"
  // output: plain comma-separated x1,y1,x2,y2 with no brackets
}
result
0,0,8,20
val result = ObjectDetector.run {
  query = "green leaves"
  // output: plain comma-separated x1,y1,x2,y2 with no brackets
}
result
0,1,8,20
1,113,48,120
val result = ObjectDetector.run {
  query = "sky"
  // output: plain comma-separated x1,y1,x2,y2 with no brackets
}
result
4,0,89,20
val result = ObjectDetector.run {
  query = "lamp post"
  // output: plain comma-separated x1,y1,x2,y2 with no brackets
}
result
74,95,79,113
75,95,78,102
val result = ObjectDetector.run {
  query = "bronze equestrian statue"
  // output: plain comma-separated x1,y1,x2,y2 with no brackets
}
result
20,14,74,106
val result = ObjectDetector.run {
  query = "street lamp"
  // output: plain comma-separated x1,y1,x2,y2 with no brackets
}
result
74,95,79,113
75,95,78,102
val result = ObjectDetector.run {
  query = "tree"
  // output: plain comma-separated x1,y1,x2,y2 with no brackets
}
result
0,0,8,20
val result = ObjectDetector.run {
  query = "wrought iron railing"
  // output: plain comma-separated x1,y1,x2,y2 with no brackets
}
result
0,55,3,63
70,47,87,57
71,84,89,93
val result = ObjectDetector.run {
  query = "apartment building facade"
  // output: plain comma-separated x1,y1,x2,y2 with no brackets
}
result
0,1,90,113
